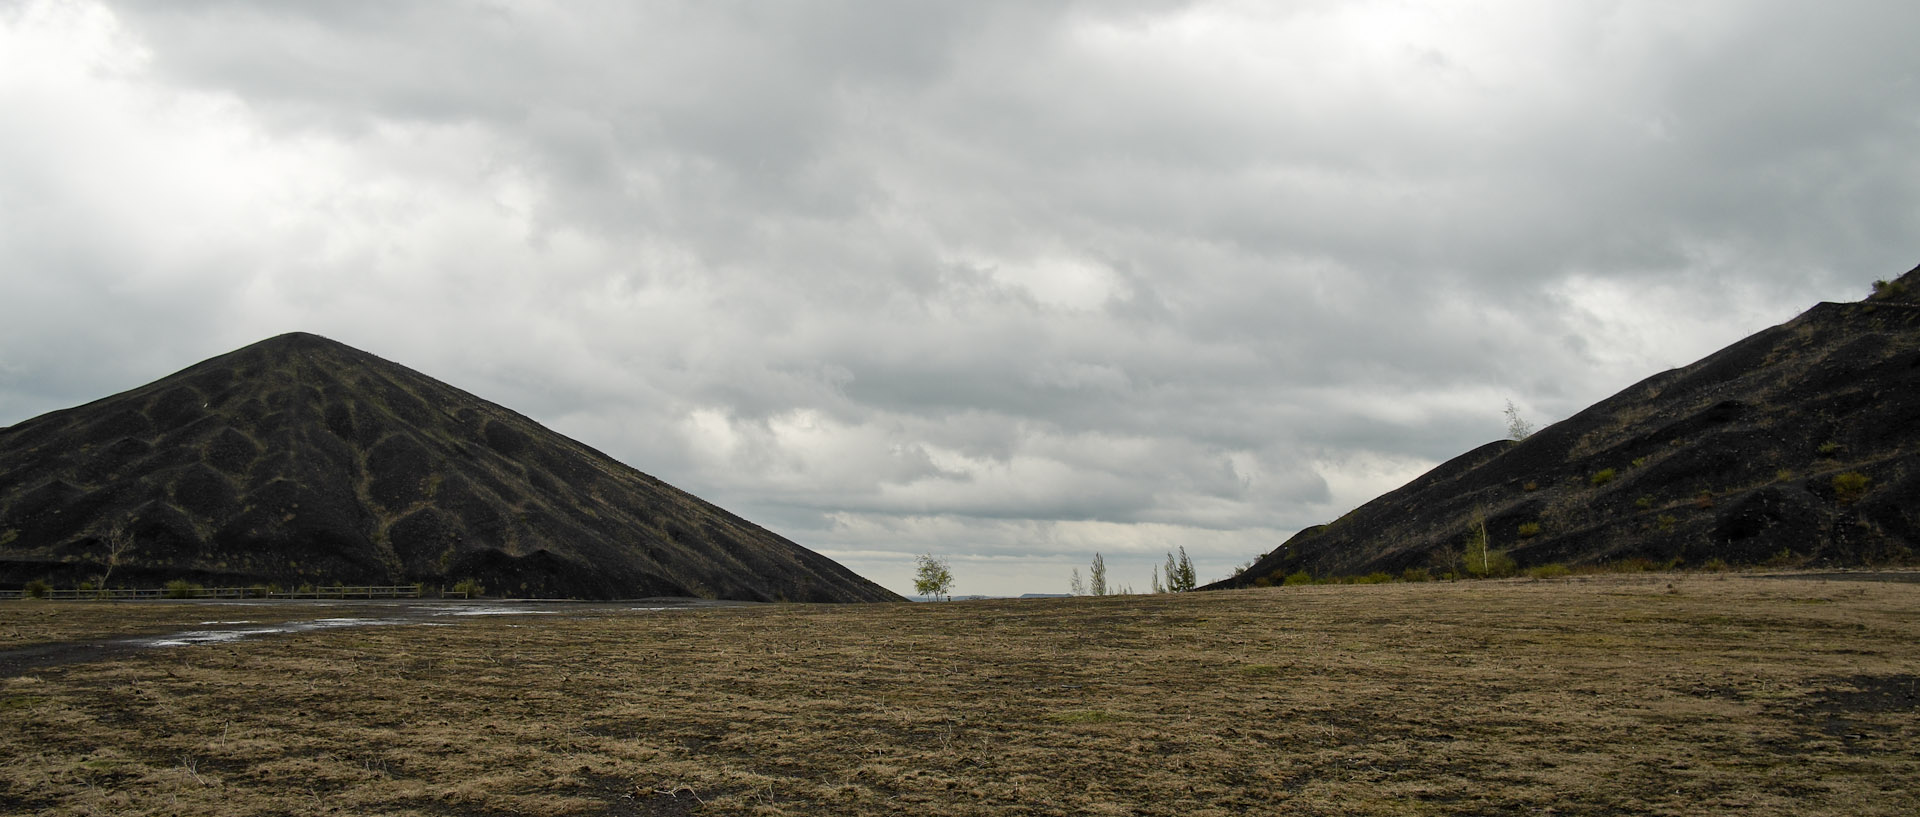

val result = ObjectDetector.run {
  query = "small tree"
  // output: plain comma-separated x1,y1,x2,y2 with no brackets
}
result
97,521,135,589
1429,544,1464,581
1070,567,1085,596
1505,400,1534,441
1175,546,1197,592
914,553,953,601
1150,564,1165,594
1089,552,1108,597
1462,507,1515,578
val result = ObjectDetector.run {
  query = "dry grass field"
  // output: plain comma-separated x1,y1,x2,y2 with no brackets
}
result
1,573,1916,816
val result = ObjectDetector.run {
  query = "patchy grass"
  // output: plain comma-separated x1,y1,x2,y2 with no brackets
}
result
2,574,1918,815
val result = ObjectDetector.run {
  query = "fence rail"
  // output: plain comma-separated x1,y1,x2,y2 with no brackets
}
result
0,585,436,601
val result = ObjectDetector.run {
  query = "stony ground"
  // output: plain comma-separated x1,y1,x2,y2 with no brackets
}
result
1,572,1916,815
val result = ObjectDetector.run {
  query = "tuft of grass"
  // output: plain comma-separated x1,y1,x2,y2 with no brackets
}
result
1610,557,1657,573
1401,567,1431,583
1045,710,1125,725
1282,570,1313,587
1833,472,1873,504
1517,522,1541,539
1590,468,1617,486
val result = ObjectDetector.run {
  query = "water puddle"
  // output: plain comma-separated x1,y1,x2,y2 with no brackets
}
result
131,602,633,648
138,617,409,648
133,604,559,648
1,599,730,676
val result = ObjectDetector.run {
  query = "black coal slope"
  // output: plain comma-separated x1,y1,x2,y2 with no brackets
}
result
0,333,901,602
1211,265,1920,588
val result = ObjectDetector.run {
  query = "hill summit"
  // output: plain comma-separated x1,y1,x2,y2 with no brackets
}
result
1212,265,1920,587
0,333,900,602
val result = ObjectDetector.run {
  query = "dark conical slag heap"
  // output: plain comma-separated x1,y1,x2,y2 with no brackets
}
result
0,332,901,602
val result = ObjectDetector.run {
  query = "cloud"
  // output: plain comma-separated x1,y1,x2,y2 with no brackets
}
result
3,0,1916,595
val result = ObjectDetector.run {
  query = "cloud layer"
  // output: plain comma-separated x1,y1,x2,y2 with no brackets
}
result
3,0,1915,594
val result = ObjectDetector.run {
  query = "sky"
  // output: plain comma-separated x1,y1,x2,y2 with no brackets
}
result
2,0,1915,597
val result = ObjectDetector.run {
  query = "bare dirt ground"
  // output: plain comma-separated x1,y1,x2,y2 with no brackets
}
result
1,573,1916,816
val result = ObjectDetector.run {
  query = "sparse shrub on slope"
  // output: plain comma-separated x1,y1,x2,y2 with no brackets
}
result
1833,471,1873,504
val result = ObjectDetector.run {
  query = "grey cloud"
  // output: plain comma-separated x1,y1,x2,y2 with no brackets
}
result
3,0,1916,594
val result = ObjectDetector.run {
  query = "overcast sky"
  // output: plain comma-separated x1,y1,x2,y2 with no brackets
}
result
2,1,1914,596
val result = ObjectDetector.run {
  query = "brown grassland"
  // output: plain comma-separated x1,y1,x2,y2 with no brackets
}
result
1,573,1917,816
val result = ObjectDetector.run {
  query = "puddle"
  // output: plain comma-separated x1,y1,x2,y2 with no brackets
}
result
435,607,559,617
132,604,594,648
2,599,732,677
138,617,408,648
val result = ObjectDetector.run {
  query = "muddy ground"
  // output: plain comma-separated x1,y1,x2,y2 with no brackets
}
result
1,573,1916,815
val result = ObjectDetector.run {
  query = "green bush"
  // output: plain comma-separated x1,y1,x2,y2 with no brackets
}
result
1702,557,1730,572
1590,468,1617,486
1526,563,1572,579
1635,495,1654,509
1833,471,1872,504
451,578,485,598
1656,514,1678,532
1350,572,1394,585
1817,441,1842,458
1281,570,1313,587
1401,566,1431,583
164,580,202,599
1517,522,1541,538
1464,549,1517,578
23,579,50,599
